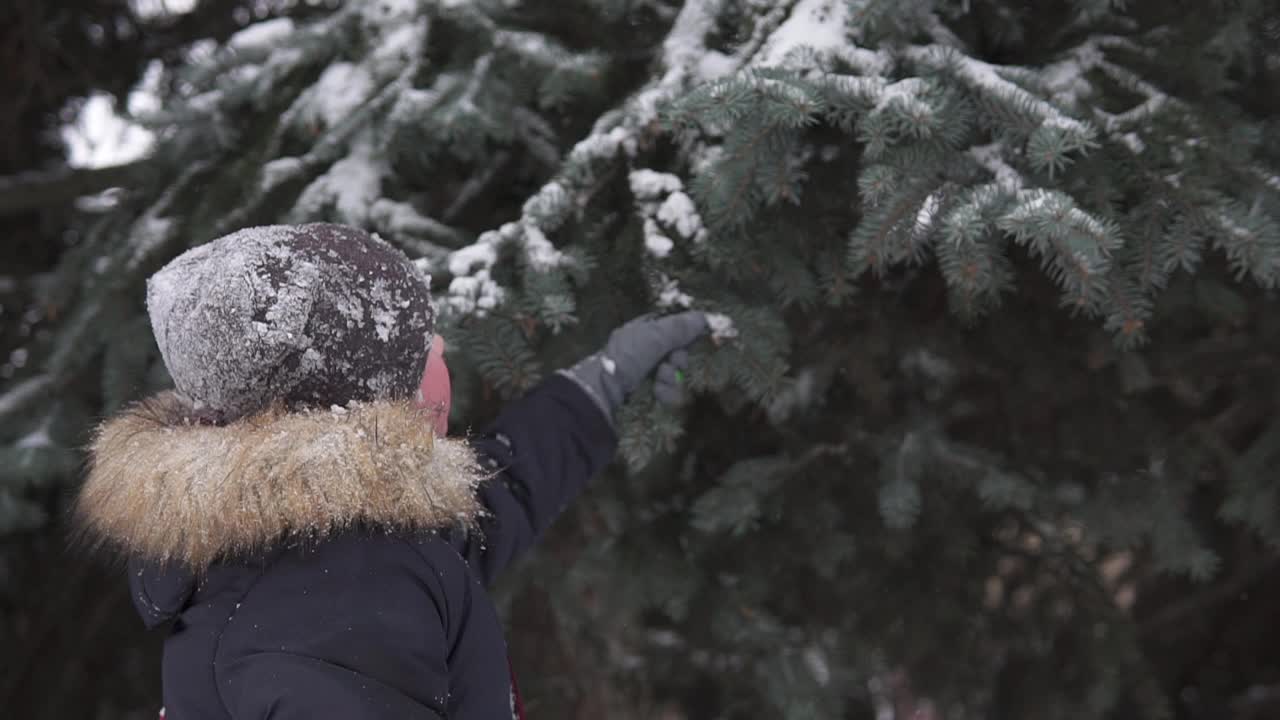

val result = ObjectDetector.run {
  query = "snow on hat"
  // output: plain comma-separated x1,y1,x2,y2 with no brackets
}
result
146,223,434,423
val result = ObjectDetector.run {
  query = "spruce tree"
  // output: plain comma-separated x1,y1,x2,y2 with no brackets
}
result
3,0,1279,717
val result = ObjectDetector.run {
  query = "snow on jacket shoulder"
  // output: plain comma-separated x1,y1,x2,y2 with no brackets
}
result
77,374,617,719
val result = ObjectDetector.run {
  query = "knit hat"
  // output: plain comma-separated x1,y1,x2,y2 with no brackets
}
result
146,223,434,423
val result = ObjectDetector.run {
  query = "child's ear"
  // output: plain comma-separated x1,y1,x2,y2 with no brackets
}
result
417,334,452,436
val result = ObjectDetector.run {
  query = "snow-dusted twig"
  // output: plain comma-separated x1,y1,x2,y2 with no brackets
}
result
444,151,511,223
1041,38,1106,110
904,44,1093,136
922,8,964,48
969,142,1025,191
122,156,222,273
226,17,298,55
0,161,151,218
1091,59,1175,132
0,374,54,426
1254,167,1280,194
368,198,466,263
741,0,802,65
289,132,387,226
510,107,562,170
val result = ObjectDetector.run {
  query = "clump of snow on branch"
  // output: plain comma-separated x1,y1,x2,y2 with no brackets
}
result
658,192,705,240
643,221,675,258
300,63,377,130
566,126,637,166
969,143,1024,191
630,170,709,261
522,181,572,233
127,214,178,272
1259,170,1280,193
260,157,305,192
370,22,426,75
1042,40,1105,110
632,0,725,126
629,169,683,199
761,0,848,65
758,0,889,75
361,0,419,25
698,51,736,81
61,61,164,168
131,0,198,19
439,217,567,316
369,199,456,248
445,232,505,316
749,3,850,76
520,223,563,271
629,169,716,319
657,274,693,309
290,134,386,226
874,78,932,119
914,193,941,237
16,415,54,449
228,18,296,52
705,312,738,341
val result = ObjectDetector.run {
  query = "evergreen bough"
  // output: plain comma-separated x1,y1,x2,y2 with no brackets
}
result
3,0,1278,717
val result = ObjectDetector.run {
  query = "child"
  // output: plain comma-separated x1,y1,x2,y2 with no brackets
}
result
76,223,708,719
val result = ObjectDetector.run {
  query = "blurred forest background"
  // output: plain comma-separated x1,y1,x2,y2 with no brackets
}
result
2,0,1279,718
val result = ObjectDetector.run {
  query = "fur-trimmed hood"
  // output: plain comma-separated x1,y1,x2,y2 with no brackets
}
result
76,391,485,570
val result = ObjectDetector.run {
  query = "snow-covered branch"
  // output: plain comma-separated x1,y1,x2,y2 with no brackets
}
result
755,0,890,75
904,44,1093,138
1256,167,1280,194
1041,38,1106,110
0,161,150,218
969,142,1025,192
441,0,730,317
0,375,54,426
1091,59,1175,133
368,199,466,260
226,61,418,238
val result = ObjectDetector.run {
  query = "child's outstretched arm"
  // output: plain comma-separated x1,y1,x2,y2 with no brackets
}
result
449,311,709,585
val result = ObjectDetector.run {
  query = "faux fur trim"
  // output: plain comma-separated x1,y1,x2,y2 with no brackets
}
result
76,391,485,570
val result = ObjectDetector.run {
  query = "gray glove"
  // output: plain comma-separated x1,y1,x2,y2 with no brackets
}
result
558,311,710,427
653,348,693,408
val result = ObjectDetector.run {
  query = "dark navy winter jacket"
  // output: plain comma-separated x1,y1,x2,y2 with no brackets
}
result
108,375,617,719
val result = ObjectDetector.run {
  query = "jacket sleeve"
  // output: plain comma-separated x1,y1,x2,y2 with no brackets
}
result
218,651,446,719
451,372,619,584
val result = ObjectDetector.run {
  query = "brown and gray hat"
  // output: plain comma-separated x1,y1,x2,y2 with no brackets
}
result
146,223,434,423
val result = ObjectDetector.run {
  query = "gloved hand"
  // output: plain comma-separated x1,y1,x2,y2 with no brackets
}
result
557,311,710,428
